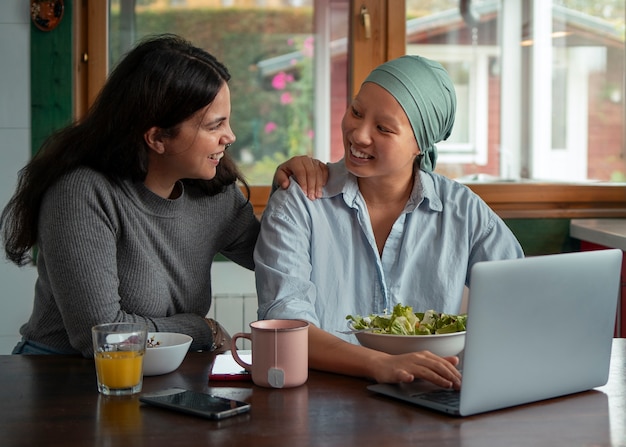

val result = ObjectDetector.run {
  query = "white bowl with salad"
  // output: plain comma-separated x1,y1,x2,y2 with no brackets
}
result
346,305,467,357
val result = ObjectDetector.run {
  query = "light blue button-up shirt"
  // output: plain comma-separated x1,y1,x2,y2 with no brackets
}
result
255,161,524,343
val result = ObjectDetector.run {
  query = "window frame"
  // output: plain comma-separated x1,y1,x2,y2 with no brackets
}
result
407,44,497,166
349,0,626,219
76,0,626,219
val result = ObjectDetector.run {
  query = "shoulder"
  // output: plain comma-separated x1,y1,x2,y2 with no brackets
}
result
264,161,355,226
45,167,120,206
184,181,248,204
423,170,474,194
324,161,349,191
50,167,130,205
218,182,251,205
54,166,110,189
265,180,309,218
269,161,349,209
421,171,488,208
417,171,502,230
40,168,150,230
38,168,126,237
186,183,256,224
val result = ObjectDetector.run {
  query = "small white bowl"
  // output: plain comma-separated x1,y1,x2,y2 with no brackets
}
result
354,330,466,357
143,332,193,376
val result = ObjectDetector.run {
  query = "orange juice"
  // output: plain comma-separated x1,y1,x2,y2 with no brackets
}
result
95,350,144,389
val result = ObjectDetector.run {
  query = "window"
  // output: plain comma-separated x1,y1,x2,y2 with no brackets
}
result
107,0,328,186
79,0,626,218
404,0,626,183
100,0,352,189
407,46,496,166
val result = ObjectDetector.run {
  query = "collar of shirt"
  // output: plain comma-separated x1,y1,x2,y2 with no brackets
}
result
323,160,443,214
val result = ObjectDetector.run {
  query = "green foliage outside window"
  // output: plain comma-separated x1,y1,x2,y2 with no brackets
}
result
109,7,314,185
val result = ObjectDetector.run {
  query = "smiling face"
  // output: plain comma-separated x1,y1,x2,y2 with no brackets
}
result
143,82,236,198
341,82,420,184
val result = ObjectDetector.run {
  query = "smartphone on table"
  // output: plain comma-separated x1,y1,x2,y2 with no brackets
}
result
139,387,251,420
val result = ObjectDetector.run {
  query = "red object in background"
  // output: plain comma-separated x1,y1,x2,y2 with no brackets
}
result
580,241,626,337
30,0,64,32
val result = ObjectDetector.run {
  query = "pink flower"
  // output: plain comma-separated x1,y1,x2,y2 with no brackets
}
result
280,92,293,105
265,122,277,134
272,72,292,90
307,130,314,139
302,36,314,58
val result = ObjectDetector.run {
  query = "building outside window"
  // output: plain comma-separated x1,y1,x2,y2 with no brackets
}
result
405,0,625,183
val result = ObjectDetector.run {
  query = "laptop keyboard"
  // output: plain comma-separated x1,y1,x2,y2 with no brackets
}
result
413,389,460,407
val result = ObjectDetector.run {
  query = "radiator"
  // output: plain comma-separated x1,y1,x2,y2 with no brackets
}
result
209,262,258,350
207,293,258,350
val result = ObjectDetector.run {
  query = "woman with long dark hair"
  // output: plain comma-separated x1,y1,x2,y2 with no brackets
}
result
2,34,326,357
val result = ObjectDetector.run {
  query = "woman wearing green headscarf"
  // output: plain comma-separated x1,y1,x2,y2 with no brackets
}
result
255,56,523,387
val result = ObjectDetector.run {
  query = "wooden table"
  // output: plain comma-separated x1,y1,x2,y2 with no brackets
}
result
2,339,625,447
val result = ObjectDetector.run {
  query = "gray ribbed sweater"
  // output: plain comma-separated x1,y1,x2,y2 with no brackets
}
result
19,167,259,357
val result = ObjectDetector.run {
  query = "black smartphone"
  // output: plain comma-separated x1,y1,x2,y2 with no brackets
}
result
139,387,251,420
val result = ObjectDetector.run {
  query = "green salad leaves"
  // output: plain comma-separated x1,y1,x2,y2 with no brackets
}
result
346,304,467,336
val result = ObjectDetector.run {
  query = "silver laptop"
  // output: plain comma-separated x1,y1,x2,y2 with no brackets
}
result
368,249,622,416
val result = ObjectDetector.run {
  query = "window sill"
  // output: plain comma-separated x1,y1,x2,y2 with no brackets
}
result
246,183,626,219
466,183,626,219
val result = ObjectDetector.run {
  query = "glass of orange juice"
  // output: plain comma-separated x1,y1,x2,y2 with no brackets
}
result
92,322,148,396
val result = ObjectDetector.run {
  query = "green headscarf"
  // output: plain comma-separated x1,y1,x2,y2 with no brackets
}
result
363,55,457,172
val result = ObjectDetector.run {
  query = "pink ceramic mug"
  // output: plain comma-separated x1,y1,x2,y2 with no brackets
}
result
231,319,309,388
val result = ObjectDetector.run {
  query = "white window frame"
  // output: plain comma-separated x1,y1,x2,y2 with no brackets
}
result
532,45,592,181
407,44,497,166
313,0,332,162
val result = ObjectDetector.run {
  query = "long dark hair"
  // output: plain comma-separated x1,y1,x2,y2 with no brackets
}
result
1,34,249,266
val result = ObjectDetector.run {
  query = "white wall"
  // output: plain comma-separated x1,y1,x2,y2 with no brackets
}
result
0,1,38,354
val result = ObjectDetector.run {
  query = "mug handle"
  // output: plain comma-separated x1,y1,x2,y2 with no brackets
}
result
230,332,252,371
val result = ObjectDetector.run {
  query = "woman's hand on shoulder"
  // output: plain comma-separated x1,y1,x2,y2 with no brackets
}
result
369,351,462,390
273,156,328,200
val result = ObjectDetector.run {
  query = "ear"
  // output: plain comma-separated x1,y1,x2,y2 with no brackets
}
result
414,143,421,158
144,127,166,154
